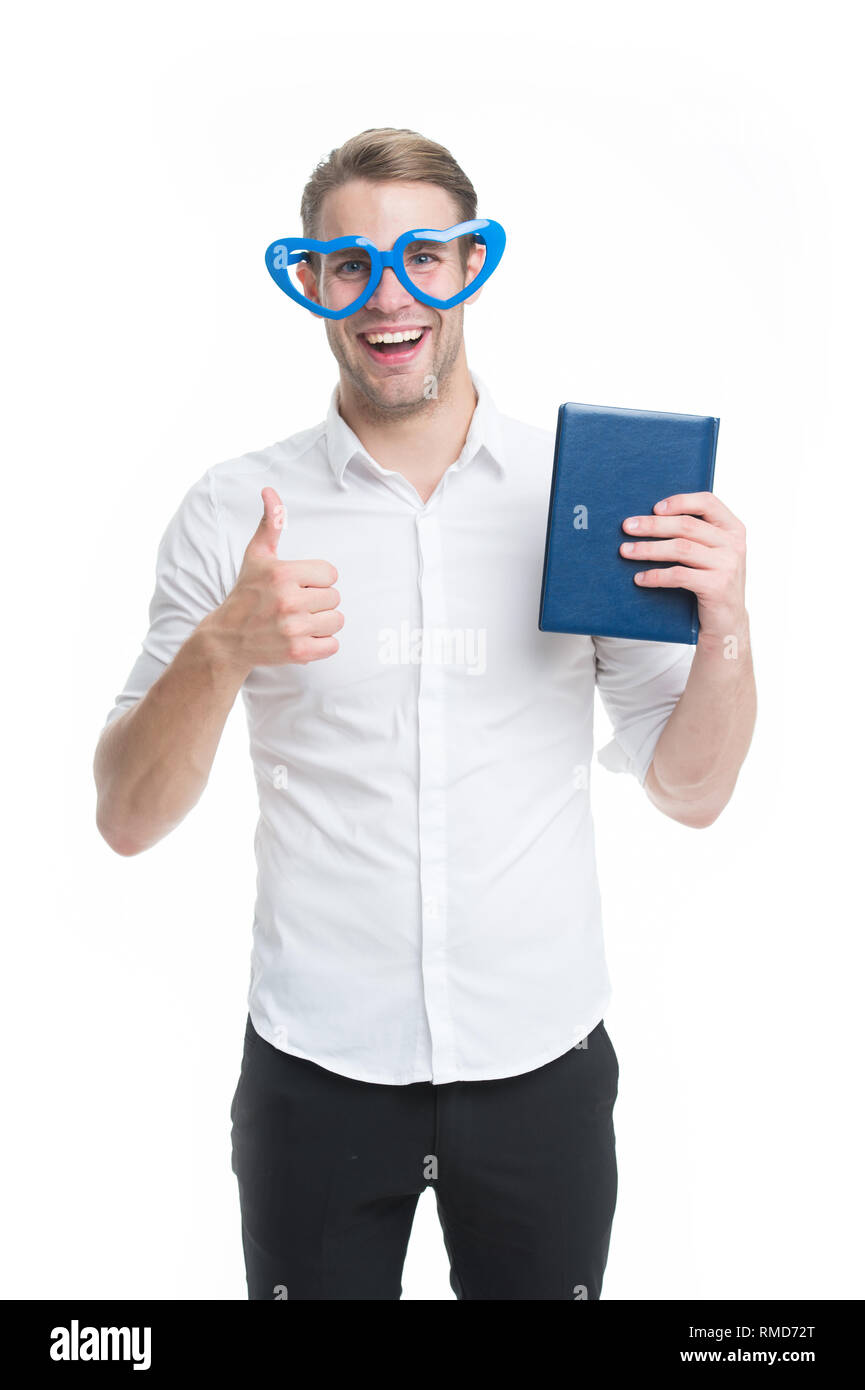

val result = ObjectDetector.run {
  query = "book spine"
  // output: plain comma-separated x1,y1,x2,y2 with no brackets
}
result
707,416,720,492
538,404,567,630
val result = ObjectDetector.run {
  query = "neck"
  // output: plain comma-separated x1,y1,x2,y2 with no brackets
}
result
336,355,478,504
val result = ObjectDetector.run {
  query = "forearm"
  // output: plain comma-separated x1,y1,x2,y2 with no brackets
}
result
646,613,757,826
94,616,250,855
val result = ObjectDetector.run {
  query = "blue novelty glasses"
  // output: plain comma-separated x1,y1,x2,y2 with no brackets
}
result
264,218,506,320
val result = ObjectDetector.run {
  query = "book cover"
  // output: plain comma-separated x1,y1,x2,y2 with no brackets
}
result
538,402,720,643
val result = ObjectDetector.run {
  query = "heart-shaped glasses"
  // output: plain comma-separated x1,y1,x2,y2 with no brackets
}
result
264,218,506,320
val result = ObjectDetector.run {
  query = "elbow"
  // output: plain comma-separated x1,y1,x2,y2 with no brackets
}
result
106,835,148,858
644,762,730,828
673,805,722,829
95,803,148,857
668,798,727,829
97,825,146,858
94,739,151,856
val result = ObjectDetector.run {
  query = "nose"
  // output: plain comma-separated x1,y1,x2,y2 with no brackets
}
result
364,264,415,315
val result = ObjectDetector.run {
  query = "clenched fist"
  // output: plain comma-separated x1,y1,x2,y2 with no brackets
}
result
202,486,343,673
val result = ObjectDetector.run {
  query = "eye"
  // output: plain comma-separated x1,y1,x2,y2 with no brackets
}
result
336,259,366,276
409,251,439,267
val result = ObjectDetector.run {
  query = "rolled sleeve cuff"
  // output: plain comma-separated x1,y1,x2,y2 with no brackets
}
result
596,721,668,787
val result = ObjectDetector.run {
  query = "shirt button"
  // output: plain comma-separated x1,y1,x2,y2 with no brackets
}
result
423,894,439,917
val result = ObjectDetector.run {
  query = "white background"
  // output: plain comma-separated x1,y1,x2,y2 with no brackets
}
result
3,0,863,1299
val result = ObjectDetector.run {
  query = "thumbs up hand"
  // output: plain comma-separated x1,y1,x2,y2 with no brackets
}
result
203,487,343,673
242,485,289,562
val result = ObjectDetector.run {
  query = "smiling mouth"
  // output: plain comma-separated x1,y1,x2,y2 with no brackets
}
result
357,326,430,359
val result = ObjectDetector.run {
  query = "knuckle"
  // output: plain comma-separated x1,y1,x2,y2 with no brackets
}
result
276,587,301,616
286,637,310,663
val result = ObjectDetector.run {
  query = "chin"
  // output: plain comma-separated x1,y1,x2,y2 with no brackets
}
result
364,374,433,413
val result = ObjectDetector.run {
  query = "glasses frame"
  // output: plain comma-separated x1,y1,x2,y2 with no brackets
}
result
264,218,506,320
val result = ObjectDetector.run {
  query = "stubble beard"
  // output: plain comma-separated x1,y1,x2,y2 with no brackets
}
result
326,311,465,426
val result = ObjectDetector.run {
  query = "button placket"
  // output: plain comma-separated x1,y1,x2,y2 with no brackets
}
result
414,503,455,1081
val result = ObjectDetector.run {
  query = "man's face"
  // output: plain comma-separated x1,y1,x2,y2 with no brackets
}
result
296,179,485,415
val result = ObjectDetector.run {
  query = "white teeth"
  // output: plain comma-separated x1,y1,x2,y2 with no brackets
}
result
364,329,424,344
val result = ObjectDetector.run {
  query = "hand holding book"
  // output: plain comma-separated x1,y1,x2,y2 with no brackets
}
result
618,490,747,646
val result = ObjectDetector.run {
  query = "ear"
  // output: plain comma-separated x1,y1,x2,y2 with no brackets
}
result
462,239,488,306
295,260,323,307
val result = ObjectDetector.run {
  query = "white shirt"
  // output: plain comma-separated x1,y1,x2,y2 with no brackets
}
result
103,370,695,1084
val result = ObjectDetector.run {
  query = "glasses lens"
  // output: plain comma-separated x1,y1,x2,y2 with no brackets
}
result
268,243,372,315
316,246,373,315
402,233,485,303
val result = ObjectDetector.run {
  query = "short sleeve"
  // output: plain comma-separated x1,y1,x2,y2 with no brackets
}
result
102,469,231,729
593,635,696,787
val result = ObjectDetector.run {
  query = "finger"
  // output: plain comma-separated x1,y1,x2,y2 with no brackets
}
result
283,558,339,588
245,486,286,559
652,492,743,533
293,635,340,664
304,586,340,614
621,512,728,548
307,608,344,638
633,563,719,596
620,538,717,569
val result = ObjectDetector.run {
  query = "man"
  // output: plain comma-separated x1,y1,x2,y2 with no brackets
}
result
93,127,756,1301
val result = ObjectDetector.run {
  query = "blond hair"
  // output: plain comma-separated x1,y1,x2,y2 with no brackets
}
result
299,127,478,276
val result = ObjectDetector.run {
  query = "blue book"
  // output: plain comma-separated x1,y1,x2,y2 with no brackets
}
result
538,402,720,644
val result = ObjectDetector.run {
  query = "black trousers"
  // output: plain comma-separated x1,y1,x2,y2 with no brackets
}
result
230,1014,619,1300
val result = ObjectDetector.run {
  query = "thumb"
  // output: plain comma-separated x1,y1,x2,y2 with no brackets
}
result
245,486,286,560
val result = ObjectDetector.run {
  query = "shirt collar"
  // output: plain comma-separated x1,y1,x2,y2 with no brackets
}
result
324,368,508,488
